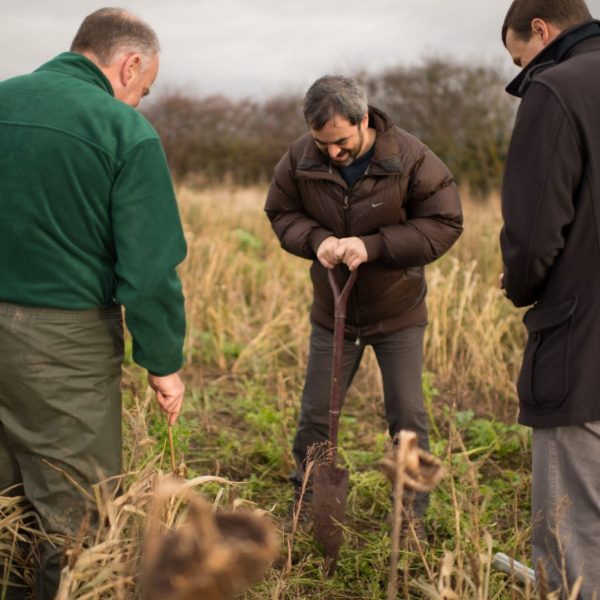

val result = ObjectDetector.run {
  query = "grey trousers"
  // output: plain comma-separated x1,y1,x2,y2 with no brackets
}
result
532,423,600,599
0,302,123,600
292,323,429,515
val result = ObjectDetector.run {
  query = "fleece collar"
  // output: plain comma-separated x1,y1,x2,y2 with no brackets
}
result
35,52,114,96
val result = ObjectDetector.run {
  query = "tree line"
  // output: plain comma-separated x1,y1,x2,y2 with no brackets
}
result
144,58,516,197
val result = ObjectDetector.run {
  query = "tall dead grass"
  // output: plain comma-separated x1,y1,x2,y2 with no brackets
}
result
424,193,524,418
178,186,312,380
177,186,523,418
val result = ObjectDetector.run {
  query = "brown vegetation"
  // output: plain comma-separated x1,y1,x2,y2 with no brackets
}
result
144,58,516,196
176,186,523,419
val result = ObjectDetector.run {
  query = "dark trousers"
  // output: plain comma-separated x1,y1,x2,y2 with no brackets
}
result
292,323,429,515
0,302,123,600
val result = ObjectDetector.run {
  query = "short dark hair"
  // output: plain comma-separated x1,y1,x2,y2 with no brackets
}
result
70,7,160,66
303,75,368,131
502,0,592,45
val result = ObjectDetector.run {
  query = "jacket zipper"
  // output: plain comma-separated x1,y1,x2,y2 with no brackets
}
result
325,159,377,345
343,185,361,345
315,156,391,345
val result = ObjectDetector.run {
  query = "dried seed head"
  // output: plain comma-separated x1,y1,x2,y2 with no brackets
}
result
381,430,446,493
142,480,279,600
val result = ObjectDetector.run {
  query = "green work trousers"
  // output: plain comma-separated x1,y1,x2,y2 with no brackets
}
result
0,302,123,599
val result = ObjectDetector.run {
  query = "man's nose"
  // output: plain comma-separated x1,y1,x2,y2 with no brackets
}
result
328,145,342,159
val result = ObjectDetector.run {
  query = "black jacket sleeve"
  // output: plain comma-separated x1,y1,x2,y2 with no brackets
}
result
500,82,582,307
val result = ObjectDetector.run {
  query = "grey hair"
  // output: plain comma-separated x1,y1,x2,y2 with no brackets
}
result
303,75,369,130
70,7,160,68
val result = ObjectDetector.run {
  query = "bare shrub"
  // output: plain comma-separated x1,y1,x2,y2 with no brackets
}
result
144,59,515,197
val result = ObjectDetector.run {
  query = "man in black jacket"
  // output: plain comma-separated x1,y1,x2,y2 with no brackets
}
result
501,0,600,596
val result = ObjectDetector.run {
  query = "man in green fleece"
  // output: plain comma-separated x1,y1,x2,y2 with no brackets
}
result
0,8,186,598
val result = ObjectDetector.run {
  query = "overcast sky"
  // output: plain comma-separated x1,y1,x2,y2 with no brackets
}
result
3,1,600,99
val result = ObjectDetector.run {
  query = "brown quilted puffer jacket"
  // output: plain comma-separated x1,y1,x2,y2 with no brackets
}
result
264,106,463,339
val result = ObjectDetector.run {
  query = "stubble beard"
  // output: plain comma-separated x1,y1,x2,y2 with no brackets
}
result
332,127,365,167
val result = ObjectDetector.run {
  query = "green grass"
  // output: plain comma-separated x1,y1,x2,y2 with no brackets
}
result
122,357,533,599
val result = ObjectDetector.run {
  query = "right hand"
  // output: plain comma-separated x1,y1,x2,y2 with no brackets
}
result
335,236,367,271
316,236,340,269
148,372,185,425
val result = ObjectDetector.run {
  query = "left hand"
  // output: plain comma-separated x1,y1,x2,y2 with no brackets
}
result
148,372,185,425
336,237,368,271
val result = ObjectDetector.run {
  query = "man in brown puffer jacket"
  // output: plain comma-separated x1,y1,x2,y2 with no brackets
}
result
264,75,462,528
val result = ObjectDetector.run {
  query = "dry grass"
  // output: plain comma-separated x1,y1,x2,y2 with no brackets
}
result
177,186,524,417
0,493,46,594
424,193,525,418
178,186,311,379
54,465,274,599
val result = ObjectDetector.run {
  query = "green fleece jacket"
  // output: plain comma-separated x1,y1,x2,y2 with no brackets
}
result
0,53,187,375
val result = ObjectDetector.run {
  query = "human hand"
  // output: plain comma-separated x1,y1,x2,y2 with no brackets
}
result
148,372,185,425
317,236,340,269
336,237,368,271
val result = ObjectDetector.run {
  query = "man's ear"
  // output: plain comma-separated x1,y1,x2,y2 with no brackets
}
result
531,17,561,45
119,54,142,87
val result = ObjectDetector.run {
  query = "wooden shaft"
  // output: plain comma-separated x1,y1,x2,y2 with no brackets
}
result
327,268,358,463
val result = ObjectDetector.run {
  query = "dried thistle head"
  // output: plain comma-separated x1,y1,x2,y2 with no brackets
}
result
142,480,279,600
380,430,446,493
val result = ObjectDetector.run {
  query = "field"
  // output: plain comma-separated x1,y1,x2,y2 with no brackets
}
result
2,186,540,599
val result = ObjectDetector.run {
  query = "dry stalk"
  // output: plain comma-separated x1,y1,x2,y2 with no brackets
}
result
567,577,584,600
439,552,459,599
288,458,315,542
177,187,311,378
536,558,550,600
267,454,317,599
425,254,524,416
380,430,446,600
166,418,177,474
